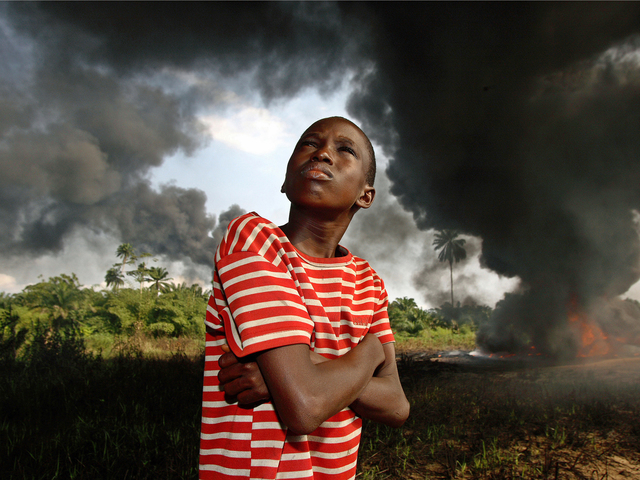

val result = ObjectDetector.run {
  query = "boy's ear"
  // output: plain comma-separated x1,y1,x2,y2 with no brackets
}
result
356,185,375,209
280,182,285,194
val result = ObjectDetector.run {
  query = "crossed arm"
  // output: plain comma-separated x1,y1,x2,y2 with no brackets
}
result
218,334,409,435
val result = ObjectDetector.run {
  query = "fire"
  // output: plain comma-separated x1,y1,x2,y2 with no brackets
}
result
568,310,610,357
472,296,640,361
566,295,614,358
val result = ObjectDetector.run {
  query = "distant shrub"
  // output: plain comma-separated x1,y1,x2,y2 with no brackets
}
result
19,322,91,370
84,332,115,354
433,302,492,328
147,322,176,337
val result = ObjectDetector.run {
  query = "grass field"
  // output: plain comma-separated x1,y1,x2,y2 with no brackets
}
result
2,332,640,479
359,353,640,479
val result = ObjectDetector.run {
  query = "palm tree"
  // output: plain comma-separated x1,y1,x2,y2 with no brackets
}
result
388,297,419,324
147,266,172,296
23,274,83,330
387,297,438,336
105,267,125,291
433,230,467,307
127,262,151,294
116,243,136,276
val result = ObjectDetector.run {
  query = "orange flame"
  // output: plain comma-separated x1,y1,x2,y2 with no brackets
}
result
567,296,611,357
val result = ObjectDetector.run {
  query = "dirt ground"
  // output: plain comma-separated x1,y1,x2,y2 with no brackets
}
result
396,352,640,479
521,357,640,479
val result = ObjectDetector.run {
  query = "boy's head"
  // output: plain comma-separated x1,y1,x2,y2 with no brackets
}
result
300,117,376,187
282,117,377,215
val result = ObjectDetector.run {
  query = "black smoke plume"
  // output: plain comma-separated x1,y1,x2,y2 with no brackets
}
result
345,3,640,357
0,2,365,273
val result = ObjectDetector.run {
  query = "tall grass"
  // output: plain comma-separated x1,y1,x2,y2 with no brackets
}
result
84,326,205,359
1,328,203,479
3,327,640,479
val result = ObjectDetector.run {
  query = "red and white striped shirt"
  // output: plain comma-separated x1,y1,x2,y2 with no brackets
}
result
200,213,394,480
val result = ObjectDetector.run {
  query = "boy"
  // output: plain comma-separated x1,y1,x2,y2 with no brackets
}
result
200,117,410,479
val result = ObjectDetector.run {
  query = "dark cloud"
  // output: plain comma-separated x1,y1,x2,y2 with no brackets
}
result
10,2,363,100
346,174,421,260
0,2,368,270
345,2,640,356
104,182,216,266
345,172,507,308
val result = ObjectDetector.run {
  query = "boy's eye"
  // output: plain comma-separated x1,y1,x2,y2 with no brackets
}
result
340,146,356,157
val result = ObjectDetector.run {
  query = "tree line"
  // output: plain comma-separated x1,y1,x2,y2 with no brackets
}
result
0,244,211,360
387,297,491,337
0,236,486,361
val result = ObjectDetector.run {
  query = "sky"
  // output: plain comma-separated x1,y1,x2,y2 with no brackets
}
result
2,3,640,354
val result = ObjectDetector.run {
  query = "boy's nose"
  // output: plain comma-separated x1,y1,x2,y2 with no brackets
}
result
314,147,333,164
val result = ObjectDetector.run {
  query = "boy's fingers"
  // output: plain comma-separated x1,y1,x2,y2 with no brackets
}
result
218,360,270,403
237,386,270,406
221,376,247,396
219,351,239,369
218,361,244,385
221,343,230,353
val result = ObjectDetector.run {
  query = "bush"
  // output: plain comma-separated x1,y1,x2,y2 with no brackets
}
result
147,321,176,337
84,332,116,354
19,322,91,373
0,328,203,479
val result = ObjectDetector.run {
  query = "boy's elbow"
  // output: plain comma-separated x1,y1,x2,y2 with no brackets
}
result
277,396,325,435
390,397,410,428
379,396,410,429
284,417,320,436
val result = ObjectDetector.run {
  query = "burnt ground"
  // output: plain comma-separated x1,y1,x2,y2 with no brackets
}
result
366,351,640,479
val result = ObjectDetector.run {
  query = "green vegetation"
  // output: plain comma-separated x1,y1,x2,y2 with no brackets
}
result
3,261,639,479
0,244,208,478
0,244,209,359
388,297,490,352
1,275,208,357
1,328,203,479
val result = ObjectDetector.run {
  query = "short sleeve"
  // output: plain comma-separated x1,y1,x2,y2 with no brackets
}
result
368,277,395,344
216,251,315,357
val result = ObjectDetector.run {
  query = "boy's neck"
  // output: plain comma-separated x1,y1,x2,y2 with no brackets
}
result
280,207,354,259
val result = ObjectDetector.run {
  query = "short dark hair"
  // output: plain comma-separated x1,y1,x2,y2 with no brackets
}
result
363,136,376,187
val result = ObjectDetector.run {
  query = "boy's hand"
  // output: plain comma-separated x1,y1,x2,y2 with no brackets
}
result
218,344,271,407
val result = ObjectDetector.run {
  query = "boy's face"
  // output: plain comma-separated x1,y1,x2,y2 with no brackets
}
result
282,118,375,215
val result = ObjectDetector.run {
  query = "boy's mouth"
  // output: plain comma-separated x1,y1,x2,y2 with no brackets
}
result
301,162,333,179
